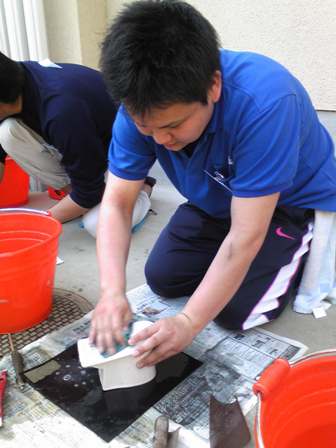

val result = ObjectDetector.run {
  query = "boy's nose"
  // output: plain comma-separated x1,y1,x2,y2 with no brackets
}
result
152,129,173,146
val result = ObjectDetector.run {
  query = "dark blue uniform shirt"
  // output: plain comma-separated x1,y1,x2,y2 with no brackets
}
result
0,61,117,208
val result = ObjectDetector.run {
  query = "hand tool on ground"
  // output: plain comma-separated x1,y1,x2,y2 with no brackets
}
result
0,370,7,427
7,334,25,386
209,395,251,448
153,415,180,448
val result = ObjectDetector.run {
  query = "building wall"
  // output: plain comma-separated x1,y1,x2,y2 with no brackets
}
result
188,0,336,110
106,0,133,23
44,0,82,64
77,0,107,68
44,0,107,68
106,0,336,110
43,0,336,109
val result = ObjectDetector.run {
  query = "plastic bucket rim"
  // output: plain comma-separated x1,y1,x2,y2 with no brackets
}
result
0,209,62,258
255,348,336,448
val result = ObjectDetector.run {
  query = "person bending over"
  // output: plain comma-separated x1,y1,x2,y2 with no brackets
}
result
0,52,154,233
90,0,336,366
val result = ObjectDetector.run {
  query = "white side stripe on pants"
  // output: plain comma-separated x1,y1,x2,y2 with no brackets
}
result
242,223,314,330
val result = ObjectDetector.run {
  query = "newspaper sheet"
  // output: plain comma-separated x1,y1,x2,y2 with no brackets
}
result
0,284,307,448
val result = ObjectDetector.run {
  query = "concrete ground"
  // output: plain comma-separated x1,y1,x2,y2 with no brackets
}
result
27,111,335,444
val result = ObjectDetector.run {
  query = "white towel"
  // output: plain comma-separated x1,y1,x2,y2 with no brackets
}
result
294,211,336,313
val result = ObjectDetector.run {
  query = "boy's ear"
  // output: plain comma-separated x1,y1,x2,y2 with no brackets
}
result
208,70,222,103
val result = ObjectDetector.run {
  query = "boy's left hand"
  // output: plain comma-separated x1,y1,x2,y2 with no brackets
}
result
128,314,196,367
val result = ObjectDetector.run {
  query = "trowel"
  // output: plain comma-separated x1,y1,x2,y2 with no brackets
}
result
209,395,251,448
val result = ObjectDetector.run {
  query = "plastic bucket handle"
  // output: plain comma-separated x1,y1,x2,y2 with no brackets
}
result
0,208,50,216
254,349,336,448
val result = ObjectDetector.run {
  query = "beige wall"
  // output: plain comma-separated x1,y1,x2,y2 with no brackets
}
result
77,0,107,68
44,0,82,64
43,0,336,109
106,0,336,111
106,0,133,23
189,0,336,111
44,0,107,68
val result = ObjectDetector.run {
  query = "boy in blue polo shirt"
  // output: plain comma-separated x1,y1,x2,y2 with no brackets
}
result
90,0,336,366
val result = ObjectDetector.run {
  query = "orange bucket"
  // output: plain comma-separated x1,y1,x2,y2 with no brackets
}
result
253,350,336,447
0,157,30,207
0,208,62,333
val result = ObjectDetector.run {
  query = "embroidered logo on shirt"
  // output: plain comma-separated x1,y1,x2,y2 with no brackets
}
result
275,227,295,240
204,169,233,193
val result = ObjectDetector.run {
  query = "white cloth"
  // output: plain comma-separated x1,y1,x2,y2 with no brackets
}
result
82,190,151,238
293,210,336,313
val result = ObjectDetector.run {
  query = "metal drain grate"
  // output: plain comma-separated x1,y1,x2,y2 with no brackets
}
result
0,288,93,357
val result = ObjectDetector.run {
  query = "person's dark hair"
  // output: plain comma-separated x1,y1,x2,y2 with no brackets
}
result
0,52,24,103
101,0,220,116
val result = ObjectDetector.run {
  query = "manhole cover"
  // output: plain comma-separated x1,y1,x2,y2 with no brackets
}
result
0,288,93,357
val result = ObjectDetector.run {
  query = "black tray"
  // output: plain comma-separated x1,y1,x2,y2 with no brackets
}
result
24,344,202,442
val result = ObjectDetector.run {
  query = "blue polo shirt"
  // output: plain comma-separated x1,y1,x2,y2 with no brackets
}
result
108,49,336,218
0,62,117,208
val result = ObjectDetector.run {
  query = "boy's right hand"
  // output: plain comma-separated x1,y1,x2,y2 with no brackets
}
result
89,293,133,354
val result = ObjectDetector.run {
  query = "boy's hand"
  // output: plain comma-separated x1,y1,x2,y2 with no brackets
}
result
128,313,196,367
89,293,132,354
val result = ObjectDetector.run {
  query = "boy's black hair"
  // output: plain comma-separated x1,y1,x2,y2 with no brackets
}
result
100,0,220,116
0,52,24,103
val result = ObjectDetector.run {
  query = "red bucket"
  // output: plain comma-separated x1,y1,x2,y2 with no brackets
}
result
253,350,336,447
0,209,62,333
0,157,29,207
